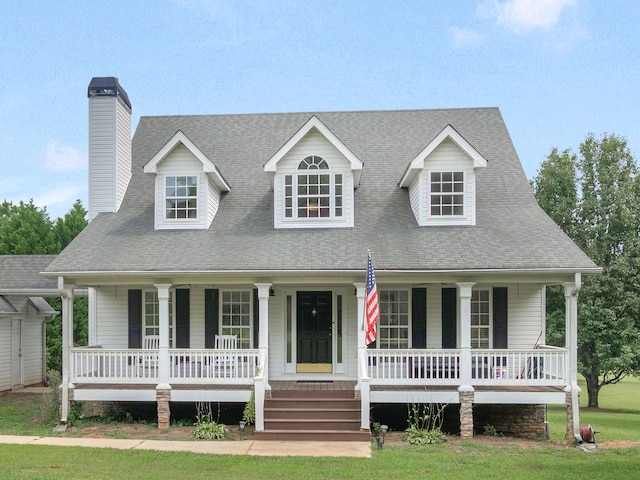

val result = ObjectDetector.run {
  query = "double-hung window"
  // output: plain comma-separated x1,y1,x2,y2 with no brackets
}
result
284,156,343,219
221,291,252,349
166,175,198,219
430,171,464,216
471,290,490,348
377,290,409,349
143,290,174,347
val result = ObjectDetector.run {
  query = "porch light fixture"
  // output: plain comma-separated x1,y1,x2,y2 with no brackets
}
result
269,288,275,297
311,307,317,317
239,420,246,439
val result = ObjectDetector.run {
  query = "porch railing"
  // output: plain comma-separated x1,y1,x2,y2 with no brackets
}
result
71,347,260,384
366,347,567,386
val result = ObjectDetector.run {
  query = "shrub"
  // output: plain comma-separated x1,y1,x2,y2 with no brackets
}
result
191,402,228,440
401,403,448,445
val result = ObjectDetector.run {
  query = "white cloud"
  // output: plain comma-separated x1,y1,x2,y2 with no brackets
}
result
449,27,484,48
477,0,576,33
32,182,87,219
40,142,86,172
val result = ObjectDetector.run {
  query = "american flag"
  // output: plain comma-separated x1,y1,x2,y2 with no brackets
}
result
365,252,379,345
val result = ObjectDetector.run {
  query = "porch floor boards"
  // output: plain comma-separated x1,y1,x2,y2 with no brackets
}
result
270,381,356,392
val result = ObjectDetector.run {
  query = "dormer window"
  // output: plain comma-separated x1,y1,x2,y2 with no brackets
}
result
399,125,487,227
264,116,363,229
166,176,198,219
143,130,230,230
430,171,464,216
284,156,343,219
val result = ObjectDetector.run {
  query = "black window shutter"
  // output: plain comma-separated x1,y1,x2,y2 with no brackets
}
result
175,289,190,348
253,288,259,349
441,287,457,348
128,290,142,348
412,288,427,348
204,289,219,348
493,287,508,349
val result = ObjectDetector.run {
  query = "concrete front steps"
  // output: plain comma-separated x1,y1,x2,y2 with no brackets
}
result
255,388,371,441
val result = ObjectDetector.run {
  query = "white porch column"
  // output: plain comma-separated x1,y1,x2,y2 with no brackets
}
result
353,282,369,430
456,282,475,388
353,283,366,391
155,283,172,390
564,276,581,441
59,279,74,426
255,283,272,389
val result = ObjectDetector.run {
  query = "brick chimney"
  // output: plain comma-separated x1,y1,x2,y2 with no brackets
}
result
87,77,132,221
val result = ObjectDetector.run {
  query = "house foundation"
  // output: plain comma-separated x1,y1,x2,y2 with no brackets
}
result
473,404,546,438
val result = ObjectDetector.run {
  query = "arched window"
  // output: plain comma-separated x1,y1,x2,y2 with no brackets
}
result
284,156,343,219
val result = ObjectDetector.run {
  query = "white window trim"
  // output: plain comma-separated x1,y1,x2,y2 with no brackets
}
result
219,289,254,349
471,289,492,349
143,289,174,347
164,175,199,221
377,288,411,349
283,169,344,221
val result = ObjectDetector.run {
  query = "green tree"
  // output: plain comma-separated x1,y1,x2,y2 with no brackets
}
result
53,199,88,250
0,200,56,254
533,133,640,407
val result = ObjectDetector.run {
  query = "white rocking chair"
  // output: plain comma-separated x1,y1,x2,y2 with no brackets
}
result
141,335,160,375
214,334,237,378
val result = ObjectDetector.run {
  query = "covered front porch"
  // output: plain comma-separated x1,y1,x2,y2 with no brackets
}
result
57,277,581,440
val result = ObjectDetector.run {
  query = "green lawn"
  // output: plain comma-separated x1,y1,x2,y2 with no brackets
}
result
546,376,640,442
1,378,640,480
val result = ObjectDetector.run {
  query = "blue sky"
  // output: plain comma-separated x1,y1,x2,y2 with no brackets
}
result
1,0,638,220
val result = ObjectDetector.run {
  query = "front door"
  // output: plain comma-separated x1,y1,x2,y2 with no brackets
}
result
297,291,332,373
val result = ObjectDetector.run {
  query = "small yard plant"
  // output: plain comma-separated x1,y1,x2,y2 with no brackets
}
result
243,388,255,425
191,402,228,440
483,424,502,437
401,403,447,445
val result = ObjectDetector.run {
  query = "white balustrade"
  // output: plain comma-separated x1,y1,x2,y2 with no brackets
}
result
71,347,259,384
365,348,567,386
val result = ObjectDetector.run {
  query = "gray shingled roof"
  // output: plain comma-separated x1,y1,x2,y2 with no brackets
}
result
0,255,58,289
46,108,598,275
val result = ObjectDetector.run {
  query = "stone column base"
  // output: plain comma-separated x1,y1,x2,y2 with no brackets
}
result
459,390,475,438
157,389,171,429
566,391,577,445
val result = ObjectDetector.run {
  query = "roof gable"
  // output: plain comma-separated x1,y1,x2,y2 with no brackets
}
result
143,130,230,192
399,124,488,188
263,116,363,187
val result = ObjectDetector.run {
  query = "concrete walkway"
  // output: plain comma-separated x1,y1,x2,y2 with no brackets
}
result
0,435,372,458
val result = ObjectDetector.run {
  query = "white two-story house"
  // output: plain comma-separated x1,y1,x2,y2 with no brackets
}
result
44,77,599,441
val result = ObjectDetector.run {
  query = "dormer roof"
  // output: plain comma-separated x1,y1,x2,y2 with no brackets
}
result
143,130,230,192
263,115,363,187
399,124,488,188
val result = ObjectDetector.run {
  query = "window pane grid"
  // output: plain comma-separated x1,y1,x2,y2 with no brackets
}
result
471,290,490,348
378,290,409,349
284,156,344,220
221,290,251,348
166,176,198,219
430,171,464,216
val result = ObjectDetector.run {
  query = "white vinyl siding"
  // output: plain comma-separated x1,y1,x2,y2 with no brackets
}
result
274,131,354,229
88,96,131,221
507,284,545,349
22,313,44,386
0,320,11,391
153,144,222,230
268,292,285,378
